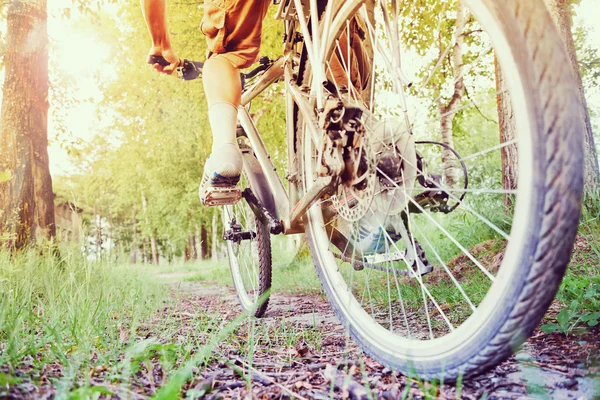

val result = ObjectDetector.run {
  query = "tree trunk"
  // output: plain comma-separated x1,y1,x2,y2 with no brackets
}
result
191,234,198,260
543,0,599,191
211,213,218,261
195,224,202,260
150,235,158,264
438,107,458,187
437,3,468,188
94,202,102,257
130,208,138,264
184,233,194,261
494,57,518,207
0,0,54,250
142,237,148,264
201,225,209,260
184,239,189,261
108,205,114,257
141,192,158,265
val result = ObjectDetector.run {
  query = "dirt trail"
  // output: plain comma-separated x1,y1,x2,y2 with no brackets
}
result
171,280,599,399
5,274,596,399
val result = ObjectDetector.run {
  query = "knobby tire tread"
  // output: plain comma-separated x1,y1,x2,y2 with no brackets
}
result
253,215,272,318
227,151,273,318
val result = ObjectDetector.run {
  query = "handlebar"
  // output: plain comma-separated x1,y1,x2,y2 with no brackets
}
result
147,55,204,81
146,54,273,86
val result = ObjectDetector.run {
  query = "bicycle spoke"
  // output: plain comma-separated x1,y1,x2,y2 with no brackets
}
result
364,124,513,240
363,207,455,333
391,260,412,338
378,167,495,281
411,215,477,312
460,139,517,163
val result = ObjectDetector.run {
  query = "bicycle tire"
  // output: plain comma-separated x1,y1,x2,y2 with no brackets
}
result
297,0,583,380
223,144,272,318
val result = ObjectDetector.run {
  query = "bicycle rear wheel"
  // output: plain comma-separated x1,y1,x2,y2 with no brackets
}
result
223,140,272,317
298,0,583,380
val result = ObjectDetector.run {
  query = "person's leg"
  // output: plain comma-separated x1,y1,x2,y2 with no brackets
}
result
199,0,271,205
203,56,241,153
203,56,241,108
198,56,244,205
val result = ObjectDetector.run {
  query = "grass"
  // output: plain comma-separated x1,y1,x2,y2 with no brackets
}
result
182,196,599,336
0,245,168,396
0,242,328,397
0,245,271,398
0,196,597,397
182,236,322,295
540,192,600,332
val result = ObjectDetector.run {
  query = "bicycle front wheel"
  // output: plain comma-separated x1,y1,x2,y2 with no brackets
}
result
299,0,583,380
223,144,272,317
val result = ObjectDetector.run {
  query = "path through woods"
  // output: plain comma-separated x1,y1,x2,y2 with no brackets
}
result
4,273,599,399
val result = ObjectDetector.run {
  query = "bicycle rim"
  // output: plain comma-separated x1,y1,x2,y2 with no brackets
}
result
300,0,582,379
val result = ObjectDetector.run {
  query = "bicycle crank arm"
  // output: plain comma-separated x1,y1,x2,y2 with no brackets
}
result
285,176,333,232
242,188,283,235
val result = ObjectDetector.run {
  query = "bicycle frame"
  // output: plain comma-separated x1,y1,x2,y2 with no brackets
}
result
237,54,313,235
234,0,364,235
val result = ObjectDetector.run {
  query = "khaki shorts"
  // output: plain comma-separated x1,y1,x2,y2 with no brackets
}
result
201,0,372,93
201,0,271,69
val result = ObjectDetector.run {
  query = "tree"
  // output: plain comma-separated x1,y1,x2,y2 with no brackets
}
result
436,2,468,187
399,0,492,189
494,57,518,207
0,0,55,250
543,0,599,191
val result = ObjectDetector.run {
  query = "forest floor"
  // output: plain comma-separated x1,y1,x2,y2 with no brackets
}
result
121,273,599,400
120,273,600,399
2,250,599,399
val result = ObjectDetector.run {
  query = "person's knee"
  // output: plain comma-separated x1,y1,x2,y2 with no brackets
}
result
204,56,237,74
203,56,242,107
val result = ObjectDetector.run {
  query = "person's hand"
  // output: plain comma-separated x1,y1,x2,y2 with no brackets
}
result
148,46,181,75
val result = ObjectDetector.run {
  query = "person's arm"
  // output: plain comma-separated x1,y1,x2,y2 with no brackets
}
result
141,0,180,74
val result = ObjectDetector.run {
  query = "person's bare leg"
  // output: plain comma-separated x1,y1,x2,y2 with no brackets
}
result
199,56,244,205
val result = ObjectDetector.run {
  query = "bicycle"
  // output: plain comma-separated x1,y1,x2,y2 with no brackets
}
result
150,0,583,381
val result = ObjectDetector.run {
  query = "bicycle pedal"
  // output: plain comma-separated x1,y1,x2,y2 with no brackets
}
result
203,187,242,206
364,250,407,265
414,260,434,276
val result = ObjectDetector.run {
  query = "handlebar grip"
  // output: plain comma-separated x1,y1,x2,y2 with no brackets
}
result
147,55,204,81
147,54,171,67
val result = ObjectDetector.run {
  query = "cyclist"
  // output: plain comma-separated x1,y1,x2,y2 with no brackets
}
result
142,0,372,206
141,0,271,205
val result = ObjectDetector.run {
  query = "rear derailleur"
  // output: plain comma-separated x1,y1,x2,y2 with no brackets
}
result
409,143,469,215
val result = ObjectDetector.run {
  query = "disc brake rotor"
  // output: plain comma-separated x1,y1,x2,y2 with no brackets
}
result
331,128,377,222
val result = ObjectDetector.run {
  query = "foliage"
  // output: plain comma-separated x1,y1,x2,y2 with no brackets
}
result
50,2,288,260
541,285,600,334
574,23,600,88
0,170,11,183
540,204,600,334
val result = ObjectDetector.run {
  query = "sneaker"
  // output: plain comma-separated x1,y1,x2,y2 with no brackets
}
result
199,143,243,206
351,212,402,255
